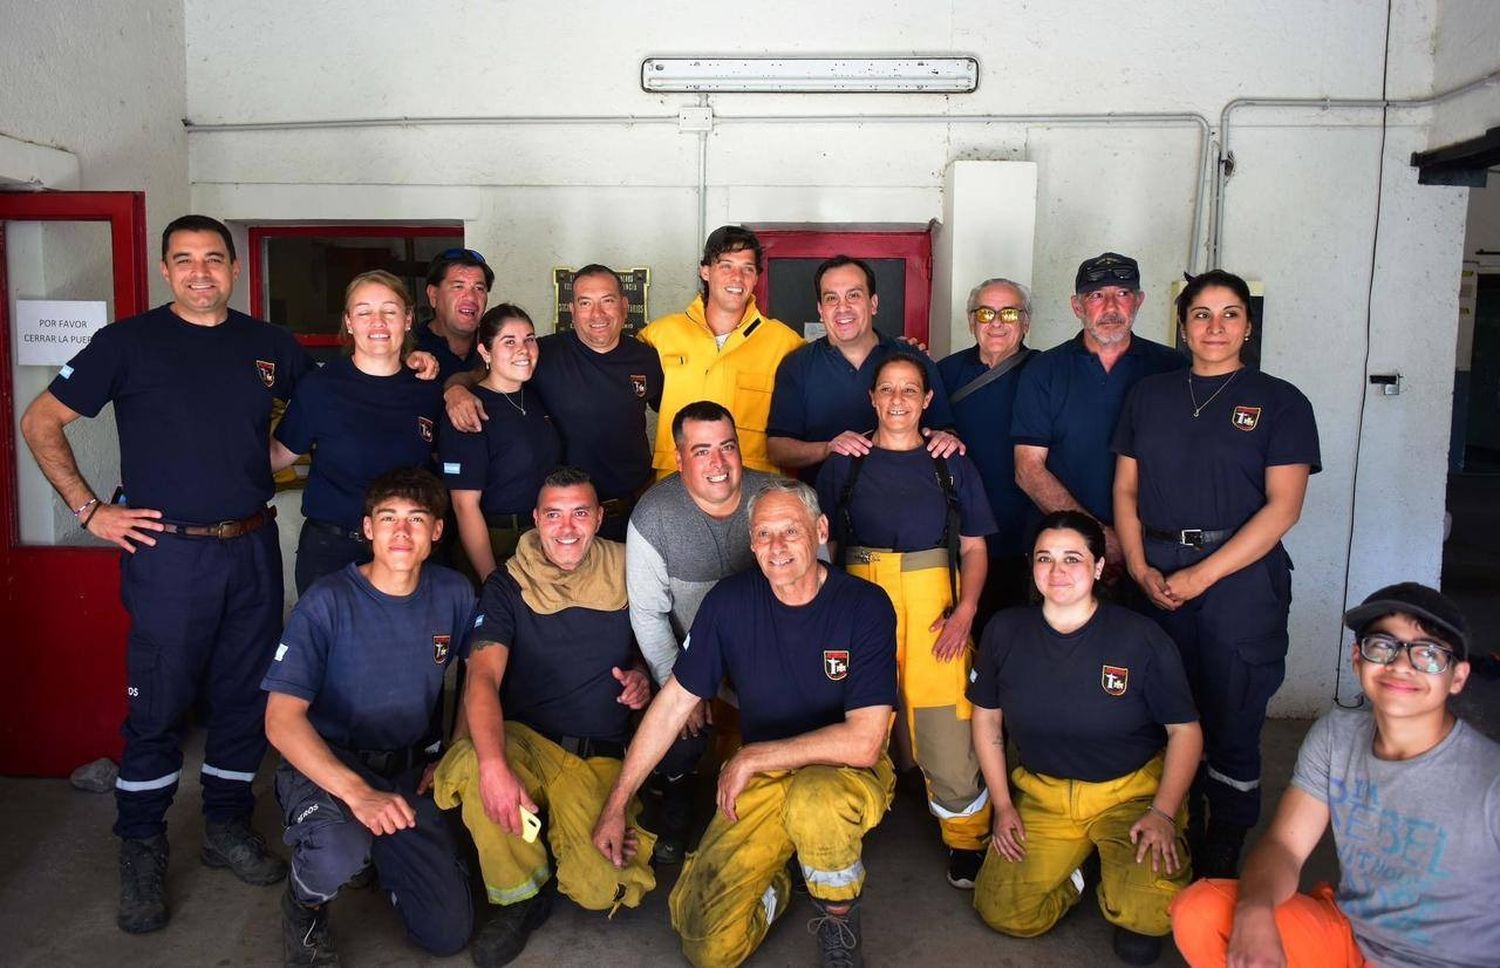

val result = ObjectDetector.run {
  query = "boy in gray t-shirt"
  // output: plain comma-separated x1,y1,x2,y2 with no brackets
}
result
1172,582,1500,968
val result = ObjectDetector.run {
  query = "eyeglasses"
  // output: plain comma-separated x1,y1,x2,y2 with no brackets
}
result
970,306,1026,325
1081,263,1137,284
1357,633,1458,674
436,247,487,265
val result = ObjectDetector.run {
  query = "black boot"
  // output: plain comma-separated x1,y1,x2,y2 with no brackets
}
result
118,834,170,934
808,896,864,968
471,887,554,967
1112,926,1164,965
281,883,339,966
1197,821,1248,880
202,815,289,885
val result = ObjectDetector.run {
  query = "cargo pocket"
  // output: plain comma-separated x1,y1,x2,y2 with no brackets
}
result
732,370,775,432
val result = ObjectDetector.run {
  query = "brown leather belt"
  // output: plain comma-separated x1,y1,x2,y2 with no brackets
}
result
159,506,276,539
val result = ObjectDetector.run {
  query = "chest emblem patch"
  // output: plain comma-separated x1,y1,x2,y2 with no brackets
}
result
418,416,434,443
255,359,276,388
433,634,451,665
824,649,850,682
630,373,648,398
1231,405,1261,432
1101,664,1129,697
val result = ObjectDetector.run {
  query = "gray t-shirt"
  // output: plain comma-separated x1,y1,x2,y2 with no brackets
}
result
625,469,776,685
1291,707,1500,968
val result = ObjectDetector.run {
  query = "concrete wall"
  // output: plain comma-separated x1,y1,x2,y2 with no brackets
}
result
1,0,189,546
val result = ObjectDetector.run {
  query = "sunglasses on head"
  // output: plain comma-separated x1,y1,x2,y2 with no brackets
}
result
1082,264,1136,284
436,247,486,265
1358,633,1459,674
970,306,1026,325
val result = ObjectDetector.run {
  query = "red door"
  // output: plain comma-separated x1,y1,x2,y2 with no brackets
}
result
752,230,933,343
0,191,148,775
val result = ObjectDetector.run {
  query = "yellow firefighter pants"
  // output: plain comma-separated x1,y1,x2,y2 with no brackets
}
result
973,754,1190,938
432,726,656,911
668,757,895,968
846,547,989,850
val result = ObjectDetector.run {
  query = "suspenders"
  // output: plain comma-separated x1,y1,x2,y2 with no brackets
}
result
835,450,962,611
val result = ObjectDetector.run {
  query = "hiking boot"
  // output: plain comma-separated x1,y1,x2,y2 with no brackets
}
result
471,888,554,967
118,834,170,934
282,883,339,967
1112,926,1164,965
650,774,694,865
945,848,984,889
202,816,288,886
807,897,863,968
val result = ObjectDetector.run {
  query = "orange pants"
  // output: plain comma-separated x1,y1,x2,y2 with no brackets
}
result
1170,879,1370,968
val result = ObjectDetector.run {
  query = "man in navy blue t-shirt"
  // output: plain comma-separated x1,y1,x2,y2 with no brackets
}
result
593,478,898,968
264,467,475,965
1011,252,1184,573
20,215,309,935
415,248,492,381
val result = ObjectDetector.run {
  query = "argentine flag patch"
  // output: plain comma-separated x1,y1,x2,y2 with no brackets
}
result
443,462,461,475
274,643,288,662
59,364,74,379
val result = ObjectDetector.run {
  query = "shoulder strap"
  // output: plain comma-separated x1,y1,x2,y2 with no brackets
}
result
931,453,962,612
833,453,868,567
949,348,1034,407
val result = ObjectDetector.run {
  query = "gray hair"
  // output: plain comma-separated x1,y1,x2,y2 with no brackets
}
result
746,476,821,523
965,277,1033,316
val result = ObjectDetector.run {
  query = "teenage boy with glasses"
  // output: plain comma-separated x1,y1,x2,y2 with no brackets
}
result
1171,582,1500,968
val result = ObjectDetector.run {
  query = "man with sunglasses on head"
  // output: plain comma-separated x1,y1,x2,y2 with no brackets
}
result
419,247,493,381
938,277,1039,626
1172,582,1500,968
1011,253,1184,576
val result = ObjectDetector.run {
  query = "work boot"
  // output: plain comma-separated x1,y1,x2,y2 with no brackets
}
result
807,896,863,968
1196,821,1248,880
1112,926,1164,965
650,774,694,864
282,882,339,967
117,834,170,934
471,887,554,967
945,848,984,889
202,816,289,886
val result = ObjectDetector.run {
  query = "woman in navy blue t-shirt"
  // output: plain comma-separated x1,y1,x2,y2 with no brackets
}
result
273,270,443,594
1112,269,1320,878
438,304,560,583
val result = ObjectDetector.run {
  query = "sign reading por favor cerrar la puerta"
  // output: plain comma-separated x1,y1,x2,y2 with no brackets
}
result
553,267,651,336
14,300,108,367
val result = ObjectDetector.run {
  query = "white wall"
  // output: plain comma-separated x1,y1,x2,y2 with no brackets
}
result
1,0,189,547
179,0,1498,714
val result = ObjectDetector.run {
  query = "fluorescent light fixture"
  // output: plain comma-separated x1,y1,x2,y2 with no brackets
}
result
641,57,978,94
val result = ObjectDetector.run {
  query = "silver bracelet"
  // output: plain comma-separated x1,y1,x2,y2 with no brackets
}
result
1146,803,1174,823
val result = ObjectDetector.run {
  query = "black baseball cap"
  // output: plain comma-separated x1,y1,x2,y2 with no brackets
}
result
1343,582,1471,659
1075,252,1141,294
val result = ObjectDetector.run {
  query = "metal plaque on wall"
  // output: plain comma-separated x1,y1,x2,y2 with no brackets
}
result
554,267,651,335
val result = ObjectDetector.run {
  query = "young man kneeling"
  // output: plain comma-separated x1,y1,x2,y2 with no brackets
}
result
1171,582,1500,967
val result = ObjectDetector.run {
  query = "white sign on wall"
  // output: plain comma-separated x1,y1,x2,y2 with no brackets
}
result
14,300,107,366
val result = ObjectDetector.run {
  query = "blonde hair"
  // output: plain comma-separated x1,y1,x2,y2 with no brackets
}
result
342,269,415,356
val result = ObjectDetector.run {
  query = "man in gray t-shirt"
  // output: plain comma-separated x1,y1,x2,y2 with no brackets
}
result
625,400,776,862
1171,582,1500,968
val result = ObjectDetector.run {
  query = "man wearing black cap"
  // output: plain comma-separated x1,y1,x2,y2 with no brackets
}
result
1011,253,1184,570
1172,582,1500,968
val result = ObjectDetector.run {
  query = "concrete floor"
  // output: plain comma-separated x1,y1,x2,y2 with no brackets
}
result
2,472,1494,967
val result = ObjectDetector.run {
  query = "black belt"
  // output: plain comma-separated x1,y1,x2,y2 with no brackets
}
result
537,730,625,760
483,512,529,530
159,506,276,539
342,745,430,779
303,518,367,543
1143,525,1234,550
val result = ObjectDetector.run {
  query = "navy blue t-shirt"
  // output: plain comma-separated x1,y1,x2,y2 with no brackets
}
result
967,603,1198,782
438,385,561,514
261,562,475,752
1010,333,1185,524
468,566,636,744
48,304,313,522
413,320,480,383
938,346,1037,557
1112,367,1321,532
531,331,663,501
768,336,954,480
816,447,996,551
675,567,898,744
275,357,444,531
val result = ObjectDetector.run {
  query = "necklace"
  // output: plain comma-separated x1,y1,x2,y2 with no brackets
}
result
1188,368,1241,418
495,387,526,416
